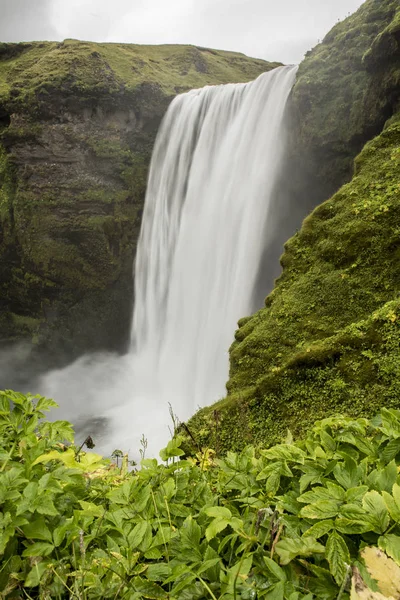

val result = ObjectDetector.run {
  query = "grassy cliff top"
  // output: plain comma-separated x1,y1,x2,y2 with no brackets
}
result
0,40,280,110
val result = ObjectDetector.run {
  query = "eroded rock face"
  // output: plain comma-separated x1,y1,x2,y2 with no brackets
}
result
0,40,278,375
263,0,400,290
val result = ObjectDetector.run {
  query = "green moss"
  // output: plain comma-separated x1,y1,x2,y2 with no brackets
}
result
287,0,399,210
0,144,14,221
293,0,398,146
187,108,400,453
0,40,280,113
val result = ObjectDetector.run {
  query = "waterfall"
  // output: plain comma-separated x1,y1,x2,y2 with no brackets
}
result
39,65,297,457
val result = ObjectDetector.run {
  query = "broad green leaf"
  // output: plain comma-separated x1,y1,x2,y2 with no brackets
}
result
367,461,397,493
380,438,400,464
206,518,230,541
128,521,149,548
264,581,285,599
180,515,201,548
159,438,185,461
335,518,373,534
22,482,39,503
167,502,190,517
333,456,364,490
380,408,400,439
325,481,346,500
133,485,151,512
161,477,175,500
382,490,400,522
362,491,390,534
36,495,59,517
263,445,306,464
275,536,324,565
326,531,350,585
36,397,58,412
170,573,197,595
298,485,341,504
77,451,104,470
303,519,334,539
393,483,400,513
257,460,292,481
300,499,340,520
33,448,76,467
24,562,49,587
22,542,54,557
378,534,400,565
146,564,172,582
133,576,168,599
107,482,131,505
266,471,281,496
137,522,153,553
319,430,336,452
53,522,70,547
339,503,366,520
205,506,232,519
22,517,52,542
144,547,163,560
228,555,253,581
346,486,368,503
197,558,222,576
263,557,287,582
78,501,104,517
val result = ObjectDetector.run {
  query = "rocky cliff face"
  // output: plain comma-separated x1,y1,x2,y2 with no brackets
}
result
0,40,278,377
187,0,400,452
263,0,400,289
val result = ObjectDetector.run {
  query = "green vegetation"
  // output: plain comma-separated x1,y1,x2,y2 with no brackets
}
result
290,0,399,196
0,40,279,111
4,392,400,598
293,0,399,145
188,108,400,451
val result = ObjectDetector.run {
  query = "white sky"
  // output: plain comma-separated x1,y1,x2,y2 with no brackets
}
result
1,0,365,63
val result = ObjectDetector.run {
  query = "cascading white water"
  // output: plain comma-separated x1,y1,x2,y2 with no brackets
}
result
39,65,297,457
131,64,297,415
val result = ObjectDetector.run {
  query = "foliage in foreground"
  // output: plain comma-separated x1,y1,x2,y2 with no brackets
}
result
3,392,400,598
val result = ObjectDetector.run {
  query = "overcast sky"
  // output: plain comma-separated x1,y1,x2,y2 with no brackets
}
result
1,0,365,64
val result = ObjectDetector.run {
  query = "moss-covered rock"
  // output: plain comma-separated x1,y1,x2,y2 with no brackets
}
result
267,0,400,281
186,2,400,453
0,41,278,370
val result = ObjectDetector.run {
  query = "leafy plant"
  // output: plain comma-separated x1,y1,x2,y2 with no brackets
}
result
2,390,400,598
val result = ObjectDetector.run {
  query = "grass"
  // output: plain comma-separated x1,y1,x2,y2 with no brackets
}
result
0,40,280,109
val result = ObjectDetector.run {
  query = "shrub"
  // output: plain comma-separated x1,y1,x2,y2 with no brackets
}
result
1,390,400,598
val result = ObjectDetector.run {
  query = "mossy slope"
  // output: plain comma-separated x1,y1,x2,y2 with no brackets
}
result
0,40,278,105
0,41,277,372
187,3,400,453
259,0,400,300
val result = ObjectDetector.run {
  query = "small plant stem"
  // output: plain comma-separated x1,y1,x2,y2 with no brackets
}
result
0,440,16,472
164,496,173,531
50,566,78,598
197,575,219,600
151,491,169,562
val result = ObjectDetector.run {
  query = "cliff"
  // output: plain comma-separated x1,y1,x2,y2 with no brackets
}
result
0,40,278,373
264,0,400,291
187,0,400,452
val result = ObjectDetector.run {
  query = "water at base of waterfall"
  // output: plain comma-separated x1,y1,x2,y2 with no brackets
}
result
39,65,298,459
